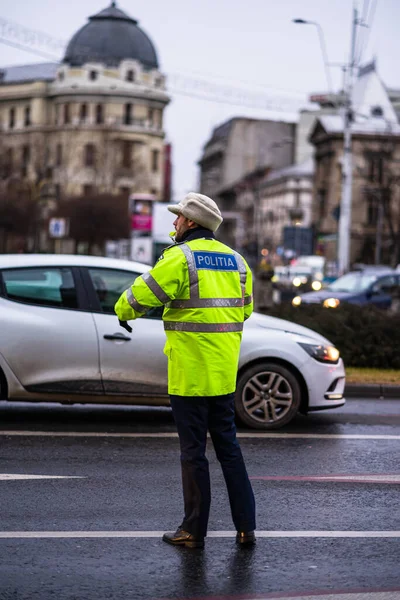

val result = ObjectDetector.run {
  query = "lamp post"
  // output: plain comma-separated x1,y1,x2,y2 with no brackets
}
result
292,19,333,94
293,11,359,274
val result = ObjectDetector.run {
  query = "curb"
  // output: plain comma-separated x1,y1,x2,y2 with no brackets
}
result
345,384,400,398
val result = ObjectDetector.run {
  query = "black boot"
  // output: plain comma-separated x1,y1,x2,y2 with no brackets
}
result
163,527,205,548
236,531,256,546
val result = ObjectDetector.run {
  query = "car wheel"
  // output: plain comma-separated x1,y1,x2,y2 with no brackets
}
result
235,362,301,430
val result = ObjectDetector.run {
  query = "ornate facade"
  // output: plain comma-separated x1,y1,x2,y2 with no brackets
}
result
0,2,170,204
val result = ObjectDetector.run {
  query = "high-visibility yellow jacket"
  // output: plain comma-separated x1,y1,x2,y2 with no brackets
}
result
114,231,253,396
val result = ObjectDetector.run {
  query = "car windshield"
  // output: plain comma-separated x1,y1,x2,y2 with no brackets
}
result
327,272,377,293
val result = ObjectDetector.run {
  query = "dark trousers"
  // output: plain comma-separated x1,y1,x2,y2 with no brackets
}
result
169,392,256,538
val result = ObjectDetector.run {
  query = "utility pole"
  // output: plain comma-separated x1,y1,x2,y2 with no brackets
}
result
337,6,359,275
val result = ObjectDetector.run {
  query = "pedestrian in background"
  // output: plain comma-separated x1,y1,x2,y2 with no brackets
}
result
115,192,256,548
254,257,275,312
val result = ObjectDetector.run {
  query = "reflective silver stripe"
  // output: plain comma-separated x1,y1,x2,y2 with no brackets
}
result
169,297,244,309
178,244,199,298
244,294,253,306
141,272,171,304
164,321,243,333
126,288,147,312
234,252,247,292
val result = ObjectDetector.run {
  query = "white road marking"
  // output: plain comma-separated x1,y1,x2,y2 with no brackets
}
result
252,474,400,484
0,474,85,480
0,431,400,440
0,530,398,539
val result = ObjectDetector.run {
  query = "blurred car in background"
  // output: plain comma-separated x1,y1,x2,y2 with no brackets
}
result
292,267,400,309
272,264,323,303
0,254,345,431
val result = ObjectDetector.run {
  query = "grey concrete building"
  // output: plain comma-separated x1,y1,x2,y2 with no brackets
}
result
198,117,296,250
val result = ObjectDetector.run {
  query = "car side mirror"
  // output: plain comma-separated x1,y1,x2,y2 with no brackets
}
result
368,288,380,297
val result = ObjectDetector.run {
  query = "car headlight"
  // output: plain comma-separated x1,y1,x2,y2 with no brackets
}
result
323,297,340,308
292,277,301,287
312,280,322,291
292,295,302,306
298,342,340,364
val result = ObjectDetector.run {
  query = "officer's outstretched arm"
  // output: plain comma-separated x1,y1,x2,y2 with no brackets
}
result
114,247,185,323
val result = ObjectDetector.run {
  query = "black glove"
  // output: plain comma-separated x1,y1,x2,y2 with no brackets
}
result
118,320,132,333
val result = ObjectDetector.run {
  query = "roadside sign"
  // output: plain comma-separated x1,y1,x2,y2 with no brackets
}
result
49,218,68,238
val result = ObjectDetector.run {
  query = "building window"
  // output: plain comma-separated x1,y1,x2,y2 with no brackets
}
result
371,105,383,118
55,184,61,201
122,141,131,168
124,103,133,125
119,186,130,197
84,144,96,167
367,193,377,226
56,143,62,167
367,154,384,185
24,106,31,127
9,107,15,129
3,148,13,178
89,70,98,81
95,104,103,124
64,104,70,125
148,108,154,125
126,70,135,82
151,149,160,173
21,145,30,177
318,188,326,220
80,104,88,122
83,184,94,196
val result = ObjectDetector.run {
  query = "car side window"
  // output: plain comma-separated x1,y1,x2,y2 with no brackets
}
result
87,268,140,314
1,267,78,309
372,276,397,294
87,267,164,320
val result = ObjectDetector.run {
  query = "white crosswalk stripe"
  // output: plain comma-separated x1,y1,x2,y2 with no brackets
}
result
0,530,398,539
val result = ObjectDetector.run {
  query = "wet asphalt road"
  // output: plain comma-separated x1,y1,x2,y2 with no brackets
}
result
0,398,399,600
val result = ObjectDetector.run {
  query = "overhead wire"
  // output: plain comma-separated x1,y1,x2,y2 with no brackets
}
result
355,0,379,66
0,15,308,115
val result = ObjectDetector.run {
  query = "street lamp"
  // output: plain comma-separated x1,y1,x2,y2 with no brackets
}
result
293,19,333,94
293,12,359,274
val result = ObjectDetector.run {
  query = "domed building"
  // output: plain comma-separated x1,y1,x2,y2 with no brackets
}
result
0,2,170,251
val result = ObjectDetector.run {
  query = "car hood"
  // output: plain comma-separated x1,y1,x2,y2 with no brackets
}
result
246,311,333,346
300,290,357,303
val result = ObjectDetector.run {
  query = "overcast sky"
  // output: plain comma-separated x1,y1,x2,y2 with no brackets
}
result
1,0,398,199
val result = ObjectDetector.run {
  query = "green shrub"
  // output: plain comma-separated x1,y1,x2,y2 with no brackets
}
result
263,303,400,369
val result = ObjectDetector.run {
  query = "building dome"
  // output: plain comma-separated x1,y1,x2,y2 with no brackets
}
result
63,2,159,70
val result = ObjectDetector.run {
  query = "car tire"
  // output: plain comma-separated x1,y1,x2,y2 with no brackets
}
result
235,362,301,430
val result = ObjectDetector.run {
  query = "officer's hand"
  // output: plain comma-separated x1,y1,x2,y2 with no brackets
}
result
118,320,133,333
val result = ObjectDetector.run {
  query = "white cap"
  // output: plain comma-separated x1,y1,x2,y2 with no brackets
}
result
167,192,223,232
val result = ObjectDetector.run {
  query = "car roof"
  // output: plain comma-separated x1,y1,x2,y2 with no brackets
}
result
0,254,151,273
345,268,395,276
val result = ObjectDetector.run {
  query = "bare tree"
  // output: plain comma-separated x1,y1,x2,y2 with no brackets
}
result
58,192,130,254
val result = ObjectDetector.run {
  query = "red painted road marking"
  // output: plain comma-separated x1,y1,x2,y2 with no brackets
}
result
250,474,400,484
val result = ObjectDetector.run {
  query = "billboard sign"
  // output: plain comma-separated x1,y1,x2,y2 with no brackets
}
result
129,194,155,232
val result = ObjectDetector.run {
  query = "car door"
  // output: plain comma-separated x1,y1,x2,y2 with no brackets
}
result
0,265,101,394
368,275,397,309
83,266,168,397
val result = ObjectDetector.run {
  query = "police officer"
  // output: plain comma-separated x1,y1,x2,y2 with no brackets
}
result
115,192,256,549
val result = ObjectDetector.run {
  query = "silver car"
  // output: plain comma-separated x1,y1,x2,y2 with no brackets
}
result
0,254,345,430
